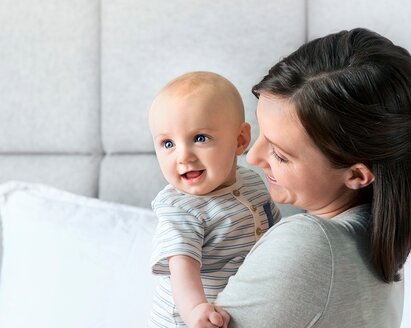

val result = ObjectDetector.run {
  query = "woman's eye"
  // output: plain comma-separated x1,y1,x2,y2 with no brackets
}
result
162,140,174,149
271,148,288,163
194,134,209,143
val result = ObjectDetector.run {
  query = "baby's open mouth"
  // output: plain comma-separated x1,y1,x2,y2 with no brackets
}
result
182,170,204,180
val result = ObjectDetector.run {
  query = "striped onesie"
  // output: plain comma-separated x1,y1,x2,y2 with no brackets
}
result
148,166,281,327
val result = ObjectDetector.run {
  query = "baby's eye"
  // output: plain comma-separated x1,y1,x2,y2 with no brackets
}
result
162,140,174,149
194,134,209,143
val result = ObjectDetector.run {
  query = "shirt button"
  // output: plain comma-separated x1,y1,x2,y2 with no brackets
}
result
251,205,257,212
256,227,262,236
233,189,240,196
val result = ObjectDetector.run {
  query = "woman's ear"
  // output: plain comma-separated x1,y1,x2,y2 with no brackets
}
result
236,122,251,155
344,163,375,190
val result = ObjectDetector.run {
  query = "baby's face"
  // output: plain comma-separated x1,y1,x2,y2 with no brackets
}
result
149,89,244,195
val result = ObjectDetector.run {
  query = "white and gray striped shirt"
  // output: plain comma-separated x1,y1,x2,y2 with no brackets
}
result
148,166,280,327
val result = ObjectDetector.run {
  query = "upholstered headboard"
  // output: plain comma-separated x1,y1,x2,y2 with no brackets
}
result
1,0,410,215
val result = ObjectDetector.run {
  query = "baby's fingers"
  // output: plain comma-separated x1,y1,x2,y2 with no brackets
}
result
209,311,223,327
214,306,230,328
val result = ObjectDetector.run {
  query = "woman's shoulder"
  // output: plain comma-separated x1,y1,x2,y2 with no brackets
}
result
260,212,333,251
243,213,335,282
267,204,371,246
251,205,372,272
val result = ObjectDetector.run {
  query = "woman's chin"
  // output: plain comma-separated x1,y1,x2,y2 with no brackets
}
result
269,189,291,205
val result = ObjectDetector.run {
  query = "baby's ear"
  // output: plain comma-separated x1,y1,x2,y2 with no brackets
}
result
344,163,375,190
236,122,251,155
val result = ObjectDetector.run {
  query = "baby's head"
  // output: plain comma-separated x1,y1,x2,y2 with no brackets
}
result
149,71,251,195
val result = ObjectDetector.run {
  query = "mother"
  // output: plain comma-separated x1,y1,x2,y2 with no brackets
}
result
215,28,410,327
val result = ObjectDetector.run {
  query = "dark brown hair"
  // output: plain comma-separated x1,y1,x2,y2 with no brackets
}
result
252,28,411,283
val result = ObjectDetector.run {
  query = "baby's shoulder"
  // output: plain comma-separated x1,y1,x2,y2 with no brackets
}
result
152,185,189,208
237,166,264,183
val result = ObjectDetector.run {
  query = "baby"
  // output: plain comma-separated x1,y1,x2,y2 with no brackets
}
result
148,71,280,327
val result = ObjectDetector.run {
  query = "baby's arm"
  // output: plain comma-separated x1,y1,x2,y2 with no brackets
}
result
169,255,229,328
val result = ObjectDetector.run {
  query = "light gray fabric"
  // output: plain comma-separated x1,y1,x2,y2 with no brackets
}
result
101,0,306,153
0,155,100,197
216,205,404,328
0,0,101,153
99,154,166,208
308,0,411,51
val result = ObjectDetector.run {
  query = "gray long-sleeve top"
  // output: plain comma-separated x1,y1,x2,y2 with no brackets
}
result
216,204,404,328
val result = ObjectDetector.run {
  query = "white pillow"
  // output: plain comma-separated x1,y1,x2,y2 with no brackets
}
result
0,181,158,328
402,257,411,328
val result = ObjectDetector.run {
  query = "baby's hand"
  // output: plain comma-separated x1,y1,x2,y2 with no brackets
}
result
214,305,230,328
187,302,230,328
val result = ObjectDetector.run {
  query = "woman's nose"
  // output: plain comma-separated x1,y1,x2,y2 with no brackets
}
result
246,137,265,168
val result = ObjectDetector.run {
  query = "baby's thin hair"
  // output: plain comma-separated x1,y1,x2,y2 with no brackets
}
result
161,71,245,121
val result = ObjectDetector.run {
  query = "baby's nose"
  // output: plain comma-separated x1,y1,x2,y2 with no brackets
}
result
177,145,196,164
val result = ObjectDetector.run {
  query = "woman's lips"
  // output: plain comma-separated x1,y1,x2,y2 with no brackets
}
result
266,174,277,184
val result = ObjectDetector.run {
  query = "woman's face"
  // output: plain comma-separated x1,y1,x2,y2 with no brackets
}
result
247,93,357,218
